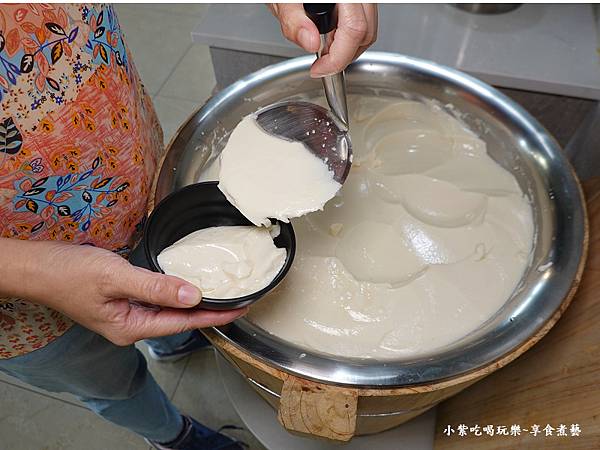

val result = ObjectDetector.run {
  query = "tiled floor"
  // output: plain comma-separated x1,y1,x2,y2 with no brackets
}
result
0,4,264,450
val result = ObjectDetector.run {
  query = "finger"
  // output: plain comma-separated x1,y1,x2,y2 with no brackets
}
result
267,4,278,16
310,4,368,77
104,263,202,309
353,44,371,61
351,4,379,63
361,3,378,47
348,5,377,62
125,305,249,343
272,3,320,52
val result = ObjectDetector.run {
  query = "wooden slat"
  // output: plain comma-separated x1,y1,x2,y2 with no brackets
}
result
278,374,358,441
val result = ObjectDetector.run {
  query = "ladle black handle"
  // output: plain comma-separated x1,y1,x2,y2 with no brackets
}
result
304,3,337,35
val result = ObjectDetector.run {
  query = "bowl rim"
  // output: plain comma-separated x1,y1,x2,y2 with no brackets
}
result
156,52,588,387
143,181,297,310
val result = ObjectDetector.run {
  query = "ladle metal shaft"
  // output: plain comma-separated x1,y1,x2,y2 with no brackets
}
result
304,3,349,131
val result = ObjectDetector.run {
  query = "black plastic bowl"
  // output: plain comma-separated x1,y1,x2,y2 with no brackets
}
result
131,181,296,310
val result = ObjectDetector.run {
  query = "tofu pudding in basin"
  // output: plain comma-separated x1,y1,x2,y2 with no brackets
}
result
199,95,534,359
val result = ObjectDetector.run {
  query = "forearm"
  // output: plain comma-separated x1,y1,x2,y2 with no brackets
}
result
0,237,67,304
0,238,243,345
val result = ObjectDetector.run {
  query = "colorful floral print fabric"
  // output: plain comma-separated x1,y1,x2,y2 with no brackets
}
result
0,4,164,358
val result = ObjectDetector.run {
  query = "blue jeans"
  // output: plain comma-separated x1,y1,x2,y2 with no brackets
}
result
0,324,192,443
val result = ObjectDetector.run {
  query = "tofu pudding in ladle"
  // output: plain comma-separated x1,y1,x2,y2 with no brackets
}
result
200,95,534,359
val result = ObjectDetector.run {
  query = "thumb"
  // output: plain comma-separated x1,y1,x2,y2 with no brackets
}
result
310,4,367,77
271,3,320,53
107,264,202,308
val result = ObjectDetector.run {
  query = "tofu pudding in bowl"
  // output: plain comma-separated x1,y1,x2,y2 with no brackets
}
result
137,181,296,310
157,225,288,300
154,53,586,393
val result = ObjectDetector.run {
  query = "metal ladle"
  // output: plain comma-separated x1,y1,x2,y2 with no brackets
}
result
256,3,352,184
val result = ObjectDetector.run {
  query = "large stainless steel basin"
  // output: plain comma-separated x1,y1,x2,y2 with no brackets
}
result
155,52,587,388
